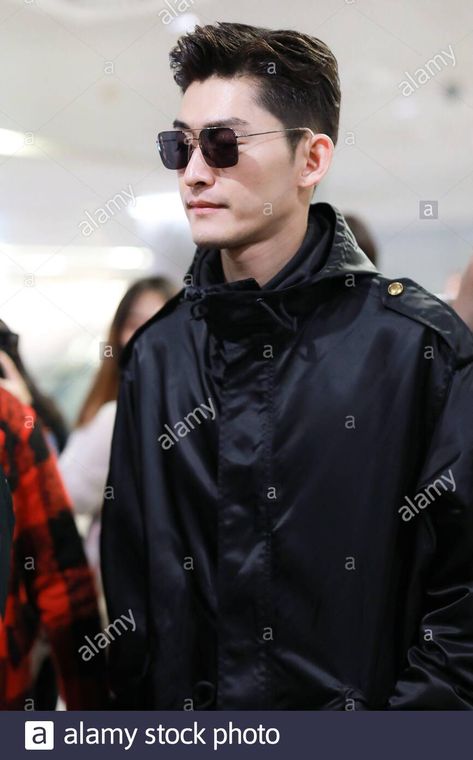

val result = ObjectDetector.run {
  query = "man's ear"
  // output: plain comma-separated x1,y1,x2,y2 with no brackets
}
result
298,133,334,190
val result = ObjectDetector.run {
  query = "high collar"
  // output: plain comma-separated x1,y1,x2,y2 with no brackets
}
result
192,201,331,291
182,202,379,338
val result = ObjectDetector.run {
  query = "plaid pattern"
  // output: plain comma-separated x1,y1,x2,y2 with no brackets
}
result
0,464,14,618
0,387,108,709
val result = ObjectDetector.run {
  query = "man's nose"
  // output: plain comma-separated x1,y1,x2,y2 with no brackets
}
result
183,144,215,186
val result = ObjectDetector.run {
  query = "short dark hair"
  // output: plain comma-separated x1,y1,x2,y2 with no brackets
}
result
169,22,341,157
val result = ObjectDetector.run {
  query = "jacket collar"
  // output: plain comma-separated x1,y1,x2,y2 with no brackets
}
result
182,203,379,336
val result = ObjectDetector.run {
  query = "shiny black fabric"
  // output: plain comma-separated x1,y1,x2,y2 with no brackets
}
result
101,202,473,710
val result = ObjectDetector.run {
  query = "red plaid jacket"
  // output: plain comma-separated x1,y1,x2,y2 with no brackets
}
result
0,387,108,709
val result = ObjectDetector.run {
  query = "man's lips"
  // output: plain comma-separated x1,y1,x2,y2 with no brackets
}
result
187,200,226,208
188,201,227,214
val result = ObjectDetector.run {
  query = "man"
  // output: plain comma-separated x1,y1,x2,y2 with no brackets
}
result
101,22,473,710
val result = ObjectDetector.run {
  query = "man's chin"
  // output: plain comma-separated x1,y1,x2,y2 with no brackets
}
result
190,224,235,250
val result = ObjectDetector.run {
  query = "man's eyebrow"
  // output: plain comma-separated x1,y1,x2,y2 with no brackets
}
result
172,117,250,129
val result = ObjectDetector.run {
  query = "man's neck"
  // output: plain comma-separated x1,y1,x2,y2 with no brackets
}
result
220,210,310,287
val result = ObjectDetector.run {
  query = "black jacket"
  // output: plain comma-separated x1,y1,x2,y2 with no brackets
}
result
101,202,473,710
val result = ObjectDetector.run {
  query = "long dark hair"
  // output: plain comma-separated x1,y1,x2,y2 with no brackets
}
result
75,276,178,429
0,320,69,452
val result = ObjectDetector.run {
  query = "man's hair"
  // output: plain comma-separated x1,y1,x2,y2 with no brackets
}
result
169,22,341,157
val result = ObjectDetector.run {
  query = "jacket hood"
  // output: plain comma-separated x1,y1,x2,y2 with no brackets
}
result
182,202,379,336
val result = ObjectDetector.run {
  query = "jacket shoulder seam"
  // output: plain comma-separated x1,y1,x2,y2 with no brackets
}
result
376,276,473,363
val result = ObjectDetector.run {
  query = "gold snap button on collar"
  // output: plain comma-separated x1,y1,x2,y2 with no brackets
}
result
388,281,404,296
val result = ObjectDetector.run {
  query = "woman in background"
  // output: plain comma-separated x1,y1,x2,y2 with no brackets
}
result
0,320,68,453
59,276,178,580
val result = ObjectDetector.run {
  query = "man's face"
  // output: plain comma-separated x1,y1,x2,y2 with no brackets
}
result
174,75,310,250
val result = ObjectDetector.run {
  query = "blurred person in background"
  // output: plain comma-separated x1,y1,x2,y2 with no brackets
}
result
0,466,14,621
0,320,68,454
0,319,71,708
452,255,473,332
0,385,107,709
344,214,379,267
59,276,178,579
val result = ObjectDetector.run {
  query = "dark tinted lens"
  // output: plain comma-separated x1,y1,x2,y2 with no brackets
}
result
201,127,238,168
157,131,189,169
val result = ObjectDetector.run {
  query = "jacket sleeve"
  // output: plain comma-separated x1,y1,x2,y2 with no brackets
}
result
100,363,150,708
386,358,473,709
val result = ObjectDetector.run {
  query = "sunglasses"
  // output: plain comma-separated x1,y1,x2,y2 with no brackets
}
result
156,126,314,170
